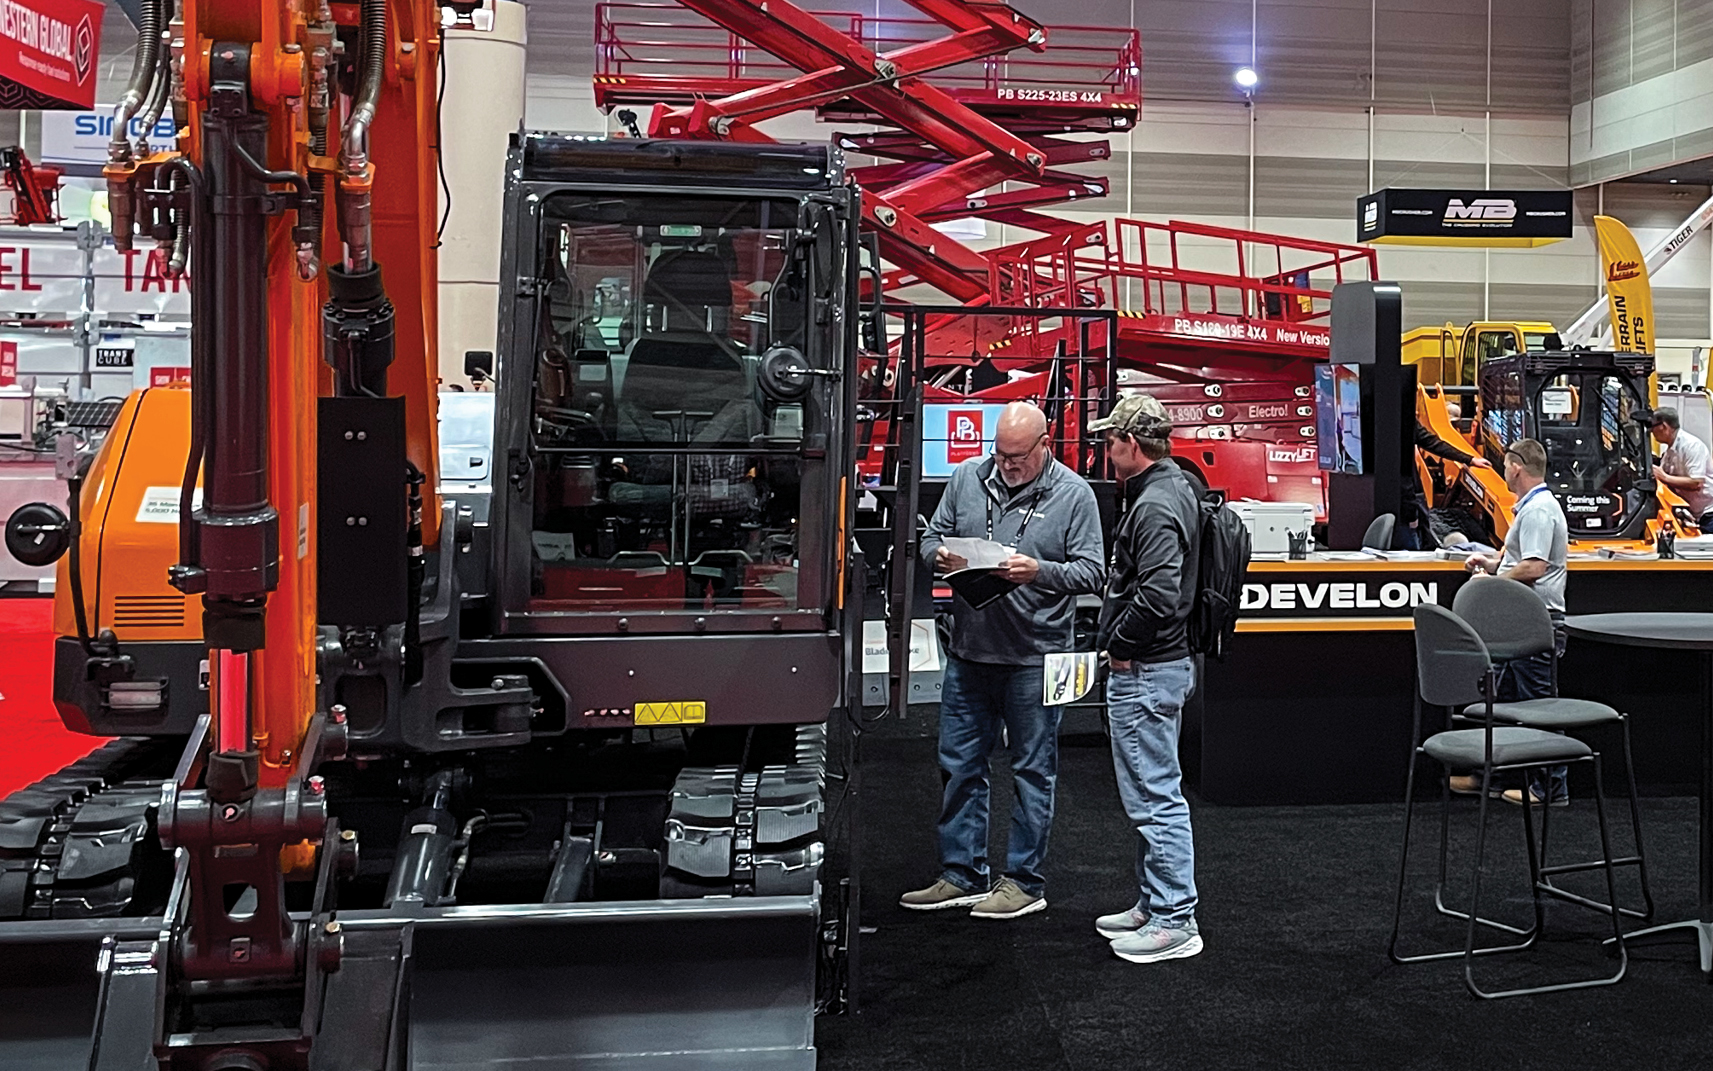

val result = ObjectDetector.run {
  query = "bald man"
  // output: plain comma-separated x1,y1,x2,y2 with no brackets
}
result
902,401,1105,920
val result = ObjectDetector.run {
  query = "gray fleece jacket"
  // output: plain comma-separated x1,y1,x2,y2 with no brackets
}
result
920,457,1106,666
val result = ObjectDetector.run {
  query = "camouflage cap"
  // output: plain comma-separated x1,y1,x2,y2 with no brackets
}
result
1088,392,1172,438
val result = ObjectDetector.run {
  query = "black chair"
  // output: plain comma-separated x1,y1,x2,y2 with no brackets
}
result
1389,602,1626,998
1451,578,1653,921
1362,512,1396,552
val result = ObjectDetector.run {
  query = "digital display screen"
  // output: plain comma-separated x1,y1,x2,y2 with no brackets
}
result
920,402,1011,477
1314,363,1364,475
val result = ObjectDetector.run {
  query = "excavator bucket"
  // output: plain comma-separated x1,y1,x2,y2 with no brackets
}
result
0,930,125,1070
0,896,823,1069
327,897,823,1070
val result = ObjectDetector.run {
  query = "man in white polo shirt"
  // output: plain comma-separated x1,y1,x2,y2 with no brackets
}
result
1651,407,1713,529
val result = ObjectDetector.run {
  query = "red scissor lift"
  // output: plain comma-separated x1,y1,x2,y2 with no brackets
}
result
593,0,1378,511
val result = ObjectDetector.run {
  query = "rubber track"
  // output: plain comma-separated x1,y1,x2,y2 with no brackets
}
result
0,737,179,919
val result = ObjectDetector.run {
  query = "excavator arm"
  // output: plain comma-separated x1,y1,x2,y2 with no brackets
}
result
39,0,445,1064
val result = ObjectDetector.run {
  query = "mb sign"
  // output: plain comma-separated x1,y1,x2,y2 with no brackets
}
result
40,110,176,167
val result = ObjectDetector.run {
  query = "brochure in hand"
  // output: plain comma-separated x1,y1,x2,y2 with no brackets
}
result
939,536,1020,609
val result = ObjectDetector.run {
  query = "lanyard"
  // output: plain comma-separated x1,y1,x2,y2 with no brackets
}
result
986,484,1043,543
1515,484,1551,513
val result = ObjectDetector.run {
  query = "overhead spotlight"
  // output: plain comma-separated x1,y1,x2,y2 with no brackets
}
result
1234,67,1259,91
1669,178,1679,184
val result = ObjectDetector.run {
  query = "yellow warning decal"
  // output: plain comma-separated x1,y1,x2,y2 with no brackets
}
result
634,701,707,725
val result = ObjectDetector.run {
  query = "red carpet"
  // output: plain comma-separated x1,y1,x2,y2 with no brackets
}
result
0,598,107,797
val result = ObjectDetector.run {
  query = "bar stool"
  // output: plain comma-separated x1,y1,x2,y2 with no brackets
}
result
1451,578,1653,921
1389,603,1627,998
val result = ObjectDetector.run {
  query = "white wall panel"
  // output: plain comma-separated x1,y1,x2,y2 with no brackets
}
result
504,0,1706,336
1252,107,1369,160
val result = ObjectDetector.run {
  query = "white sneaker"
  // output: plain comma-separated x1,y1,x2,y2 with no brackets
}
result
1111,921,1203,964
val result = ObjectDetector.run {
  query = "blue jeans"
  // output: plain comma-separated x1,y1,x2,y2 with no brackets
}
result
1497,621,1570,802
1106,656,1198,927
937,656,1061,898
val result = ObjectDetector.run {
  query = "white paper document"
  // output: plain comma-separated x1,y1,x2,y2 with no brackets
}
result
941,536,1011,571
1043,651,1099,706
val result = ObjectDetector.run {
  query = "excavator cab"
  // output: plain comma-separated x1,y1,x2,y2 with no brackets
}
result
495,137,855,630
1478,350,1659,540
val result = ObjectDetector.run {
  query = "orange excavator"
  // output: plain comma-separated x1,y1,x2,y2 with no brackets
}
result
0,1,860,1065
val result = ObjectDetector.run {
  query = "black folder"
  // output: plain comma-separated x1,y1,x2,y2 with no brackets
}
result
943,568,1021,610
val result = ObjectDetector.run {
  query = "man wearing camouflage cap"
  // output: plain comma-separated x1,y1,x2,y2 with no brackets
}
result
1088,392,1207,963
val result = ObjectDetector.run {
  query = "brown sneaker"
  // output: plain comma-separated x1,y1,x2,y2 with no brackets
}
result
969,877,1046,920
899,879,987,911
1448,775,1501,797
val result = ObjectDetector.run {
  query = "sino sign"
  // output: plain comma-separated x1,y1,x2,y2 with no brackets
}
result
40,110,177,166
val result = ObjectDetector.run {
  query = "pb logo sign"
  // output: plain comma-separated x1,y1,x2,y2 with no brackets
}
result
947,409,985,463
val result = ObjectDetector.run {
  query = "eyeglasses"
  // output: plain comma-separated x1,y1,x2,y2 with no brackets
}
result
993,433,1047,464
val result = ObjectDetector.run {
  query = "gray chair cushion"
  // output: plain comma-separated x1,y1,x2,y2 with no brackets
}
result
1460,697,1622,729
1423,727,1593,769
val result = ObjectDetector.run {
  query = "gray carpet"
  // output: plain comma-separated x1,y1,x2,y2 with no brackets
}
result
817,717,1711,1071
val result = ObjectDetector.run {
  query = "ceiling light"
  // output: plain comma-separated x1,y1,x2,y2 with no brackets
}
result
1234,67,1259,91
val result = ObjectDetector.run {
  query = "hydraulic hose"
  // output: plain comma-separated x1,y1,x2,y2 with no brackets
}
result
163,157,207,580
347,0,386,157
135,11,173,156
66,473,95,655
338,0,387,273
109,0,164,165
301,19,333,281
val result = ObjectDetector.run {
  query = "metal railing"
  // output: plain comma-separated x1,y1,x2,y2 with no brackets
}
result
990,218,1379,326
594,3,1139,105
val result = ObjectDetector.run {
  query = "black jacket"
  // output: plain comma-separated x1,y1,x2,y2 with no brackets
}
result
1097,461,1202,664
1414,422,1475,465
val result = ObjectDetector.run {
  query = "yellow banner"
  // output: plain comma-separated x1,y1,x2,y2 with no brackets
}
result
1594,215,1654,354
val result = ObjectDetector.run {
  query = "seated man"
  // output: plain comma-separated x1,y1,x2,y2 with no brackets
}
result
1451,438,1571,807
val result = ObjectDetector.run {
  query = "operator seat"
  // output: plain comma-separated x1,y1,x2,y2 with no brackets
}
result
613,248,762,523
620,249,754,433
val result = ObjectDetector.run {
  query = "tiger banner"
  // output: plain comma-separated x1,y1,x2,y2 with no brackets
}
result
1594,214,1654,355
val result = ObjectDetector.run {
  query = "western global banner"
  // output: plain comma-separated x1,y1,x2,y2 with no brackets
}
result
0,0,103,110
1356,188,1573,247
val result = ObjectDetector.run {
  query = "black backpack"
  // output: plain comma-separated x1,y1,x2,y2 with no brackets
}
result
1187,489,1251,661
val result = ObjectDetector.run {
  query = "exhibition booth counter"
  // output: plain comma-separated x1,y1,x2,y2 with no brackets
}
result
1196,555,1713,804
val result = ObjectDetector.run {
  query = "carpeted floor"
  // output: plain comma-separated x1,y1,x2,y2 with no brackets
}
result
818,715,1713,1071
6,597,1710,1067
0,598,102,798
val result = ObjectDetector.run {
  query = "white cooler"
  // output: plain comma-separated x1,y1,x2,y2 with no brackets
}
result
1232,501,1316,556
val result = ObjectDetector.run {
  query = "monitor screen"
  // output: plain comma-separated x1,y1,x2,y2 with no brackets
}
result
1314,363,1364,475
920,402,1011,477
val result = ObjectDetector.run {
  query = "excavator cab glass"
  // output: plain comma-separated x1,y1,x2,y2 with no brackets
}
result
503,172,851,622
1457,327,1525,388
1482,351,1657,540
